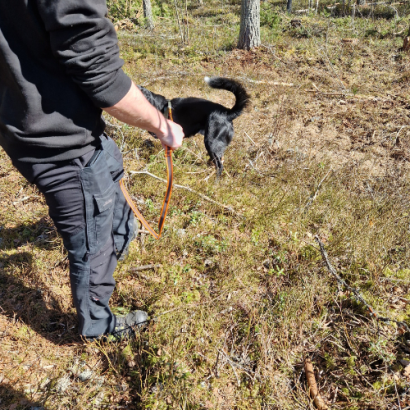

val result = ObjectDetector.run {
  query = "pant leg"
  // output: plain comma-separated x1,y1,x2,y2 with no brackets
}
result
99,134,136,259
12,137,134,338
76,149,116,337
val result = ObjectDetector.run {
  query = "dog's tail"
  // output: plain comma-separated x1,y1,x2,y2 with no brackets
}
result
204,76,250,122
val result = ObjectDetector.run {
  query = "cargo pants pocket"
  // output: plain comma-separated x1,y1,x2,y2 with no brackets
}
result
80,147,116,256
99,134,136,258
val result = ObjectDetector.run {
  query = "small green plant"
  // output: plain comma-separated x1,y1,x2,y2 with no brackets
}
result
195,235,227,254
181,290,200,303
271,250,287,265
276,291,287,312
169,266,182,285
368,339,396,364
145,198,155,212
268,266,285,276
324,352,337,370
189,211,202,226
346,355,357,368
251,227,262,245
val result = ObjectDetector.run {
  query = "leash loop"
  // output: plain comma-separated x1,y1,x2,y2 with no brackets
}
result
119,103,174,240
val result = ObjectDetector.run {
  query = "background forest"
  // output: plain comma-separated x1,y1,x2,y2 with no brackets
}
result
2,0,410,409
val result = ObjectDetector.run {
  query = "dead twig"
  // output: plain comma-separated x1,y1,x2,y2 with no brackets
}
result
129,264,161,272
306,90,348,96
304,169,333,212
304,358,329,410
203,170,216,181
218,349,240,386
239,76,294,87
244,131,257,146
12,195,39,205
315,236,410,332
180,145,204,163
246,159,276,178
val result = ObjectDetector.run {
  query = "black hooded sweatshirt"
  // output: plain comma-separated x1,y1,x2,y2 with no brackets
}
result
0,0,132,163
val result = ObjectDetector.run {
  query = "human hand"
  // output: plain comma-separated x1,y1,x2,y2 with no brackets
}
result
157,119,184,150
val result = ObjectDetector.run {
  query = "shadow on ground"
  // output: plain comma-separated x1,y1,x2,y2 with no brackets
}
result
0,385,48,410
0,233,80,345
0,217,58,252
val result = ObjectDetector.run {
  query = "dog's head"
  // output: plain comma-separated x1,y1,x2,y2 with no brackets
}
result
204,112,234,178
137,86,168,112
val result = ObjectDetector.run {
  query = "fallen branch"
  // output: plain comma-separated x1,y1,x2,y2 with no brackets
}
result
180,145,204,162
129,170,241,216
295,8,314,13
12,195,39,205
129,264,161,272
303,169,333,212
218,349,240,386
393,27,407,36
306,90,348,96
246,159,276,178
315,236,410,332
244,131,257,146
239,77,294,87
304,358,329,410
203,170,215,181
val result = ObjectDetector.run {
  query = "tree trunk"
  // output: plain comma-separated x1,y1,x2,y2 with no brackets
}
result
238,0,260,50
143,0,154,30
287,0,293,13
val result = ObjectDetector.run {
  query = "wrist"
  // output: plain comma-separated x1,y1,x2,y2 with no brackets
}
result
154,116,168,140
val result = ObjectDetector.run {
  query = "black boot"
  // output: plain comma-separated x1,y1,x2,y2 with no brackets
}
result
110,310,149,341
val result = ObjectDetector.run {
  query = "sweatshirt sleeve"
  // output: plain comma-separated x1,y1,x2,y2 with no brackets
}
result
36,0,131,108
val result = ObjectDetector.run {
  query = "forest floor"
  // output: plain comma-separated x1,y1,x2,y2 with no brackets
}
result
2,5,410,410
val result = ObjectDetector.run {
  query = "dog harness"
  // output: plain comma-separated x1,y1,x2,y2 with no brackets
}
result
119,100,174,239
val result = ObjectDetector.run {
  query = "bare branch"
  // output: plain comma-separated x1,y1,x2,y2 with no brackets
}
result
303,169,333,212
129,264,161,272
315,236,410,333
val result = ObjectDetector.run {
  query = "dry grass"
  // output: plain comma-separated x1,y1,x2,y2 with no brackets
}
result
2,5,410,409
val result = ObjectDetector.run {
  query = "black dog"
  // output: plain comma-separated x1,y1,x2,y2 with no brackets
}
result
138,77,250,176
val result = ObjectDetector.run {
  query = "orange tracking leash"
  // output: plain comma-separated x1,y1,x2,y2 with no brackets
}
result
119,101,174,240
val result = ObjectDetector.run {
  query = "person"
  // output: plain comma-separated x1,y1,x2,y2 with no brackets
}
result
0,0,184,340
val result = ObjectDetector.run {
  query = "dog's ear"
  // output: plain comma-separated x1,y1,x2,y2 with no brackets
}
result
138,86,154,104
137,86,168,112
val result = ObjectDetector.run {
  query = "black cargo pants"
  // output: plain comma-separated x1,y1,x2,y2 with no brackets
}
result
13,135,135,338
